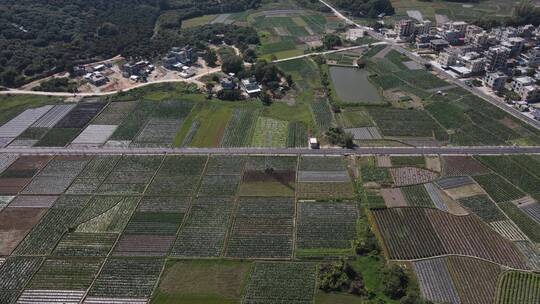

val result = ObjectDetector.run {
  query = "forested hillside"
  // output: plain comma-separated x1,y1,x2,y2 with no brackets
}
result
331,0,394,18
0,0,261,87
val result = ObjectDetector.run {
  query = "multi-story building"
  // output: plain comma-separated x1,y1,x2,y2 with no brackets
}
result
502,37,525,56
450,21,468,35
438,51,458,67
394,19,414,37
465,25,483,43
520,47,540,67
517,85,540,102
414,20,432,36
484,72,508,91
431,39,450,51
512,76,535,92
485,46,510,71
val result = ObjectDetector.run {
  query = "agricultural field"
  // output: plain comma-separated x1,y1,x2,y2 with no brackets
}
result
0,152,540,303
496,271,540,304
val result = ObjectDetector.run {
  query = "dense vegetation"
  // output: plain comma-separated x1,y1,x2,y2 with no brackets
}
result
0,0,261,87
331,0,394,18
474,0,540,28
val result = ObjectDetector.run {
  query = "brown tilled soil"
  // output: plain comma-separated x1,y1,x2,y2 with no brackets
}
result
441,156,490,177
7,156,52,171
444,184,485,200
380,188,407,207
0,207,47,255
376,156,392,168
242,170,295,184
425,156,441,173
0,178,32,195
114,235,175,256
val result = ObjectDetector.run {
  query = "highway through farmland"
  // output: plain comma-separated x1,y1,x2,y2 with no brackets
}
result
1,146,540,156
317,0,540,131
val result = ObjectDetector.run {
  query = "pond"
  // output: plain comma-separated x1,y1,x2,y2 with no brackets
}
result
329,66,382,104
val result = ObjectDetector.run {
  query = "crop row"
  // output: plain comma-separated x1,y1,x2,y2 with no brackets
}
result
390,167,438,186
474,173,525,203
27,257,103,290
220,109,258,147
496,271,539,304
413,257,460,304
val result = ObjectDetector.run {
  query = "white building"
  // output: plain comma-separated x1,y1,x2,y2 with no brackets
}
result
395,19,414,37
520,47,540,68
438,52,458,67
512,76,535,92
484,72,508,91
518,85,540,102
346,28,365,41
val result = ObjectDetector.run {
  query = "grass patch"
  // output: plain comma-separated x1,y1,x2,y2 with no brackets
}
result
34,128,80,147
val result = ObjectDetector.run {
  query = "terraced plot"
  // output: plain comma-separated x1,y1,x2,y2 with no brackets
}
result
243,262,316,304
226,197,294,259
371,207,529,268
447,256,502,304
413,258,460,304
496,271,540,304
88,257,164,298
296,201,357,257
172,197,234,257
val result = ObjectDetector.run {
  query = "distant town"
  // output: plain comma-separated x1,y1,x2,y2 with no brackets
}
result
384,18,540,121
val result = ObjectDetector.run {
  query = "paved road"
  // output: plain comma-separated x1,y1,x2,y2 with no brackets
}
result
317,0,540,130
1,146,540,156
272,42,387,63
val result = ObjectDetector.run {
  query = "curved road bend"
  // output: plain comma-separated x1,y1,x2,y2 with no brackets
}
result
1,146,540,156
317,0,540,130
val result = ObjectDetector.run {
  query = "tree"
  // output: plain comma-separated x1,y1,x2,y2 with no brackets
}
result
204,49,218,67
243,48,257,63
217,89,242,101
343,132,355,149
205,82,214,99
1,69,18,88
260,90,272,106
222,55,244,74
285,74,294,87
382,264,408,299
323,34,342,49
97,22,119,37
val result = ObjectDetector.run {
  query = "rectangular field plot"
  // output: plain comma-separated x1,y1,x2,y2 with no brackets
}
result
413,258,460,304
496,271,540,304
91,101,136,125
298,171,350,182
31,104,76,128
0,256,43,297
0,105,53,138
0,156,53,195
500,202,540,243
457,195,506,222
153,259,252,304
205,155,246,175
22,156,90,195
514,241,540,271
489,220,527,241
17,290,85,304
243,262,316,304
287,121,307,148
75,196,139,234
226,197,294,259
71,125,117,145
98,155,163,195
299,156,347,171
54,102,107,129
146,155,206,196
171,197,234,257
53,233,118,257
113,235,176,256
8,195,58,208
198,174,241,196
367,107,445,138
124,211,185,235
132,118,183,147
447,256,502,304
473,173,525,203
0,154,18,174
436,176,475,190
88,257,164,298
26,257,103,290
402,184,435,207
251,117,288,147
14,195,90,256
345,127,382,140
441,156,490,176
297,182,355,199
518,200,540,224
220,109,258,147
239,169,296,197
296,201,357,257
0,207,48,255
390,167,439,186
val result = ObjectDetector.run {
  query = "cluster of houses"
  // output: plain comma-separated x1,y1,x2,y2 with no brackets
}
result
387,18,540,115
162,46,197,78
122,60,154,82
220,74,262,96
73,64,111,87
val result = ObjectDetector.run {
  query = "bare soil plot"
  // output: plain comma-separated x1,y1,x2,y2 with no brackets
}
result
0,156,52,194
444,183,486,200
425,156,441,172
226,197,294,259
0,207,47,255
54,102,106,129
240,169,296,197
413,257,460,304
390,167,439,186
381,188,408,207
447,256,501,304
376,156,392,167
442,156,491,176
